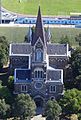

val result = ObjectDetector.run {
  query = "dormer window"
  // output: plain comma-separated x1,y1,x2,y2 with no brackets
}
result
35,49,43,62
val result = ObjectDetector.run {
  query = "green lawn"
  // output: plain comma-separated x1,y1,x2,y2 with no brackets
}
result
0,27,81,47
2,0,81,15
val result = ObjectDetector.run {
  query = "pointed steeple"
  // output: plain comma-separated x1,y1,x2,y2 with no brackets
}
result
31,6,46,45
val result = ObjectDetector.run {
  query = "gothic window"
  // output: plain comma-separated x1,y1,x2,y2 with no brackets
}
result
35,49,43,62
50,85,56,93
35,71,37,78
21,85,27,92
34,69,43,79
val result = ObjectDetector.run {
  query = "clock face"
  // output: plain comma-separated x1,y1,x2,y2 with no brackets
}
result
34,82,43,89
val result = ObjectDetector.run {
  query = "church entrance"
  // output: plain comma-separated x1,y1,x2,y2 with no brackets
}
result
34,96,44,115
34,96,44,107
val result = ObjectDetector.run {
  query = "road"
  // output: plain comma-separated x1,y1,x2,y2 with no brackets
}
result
0,24,75,28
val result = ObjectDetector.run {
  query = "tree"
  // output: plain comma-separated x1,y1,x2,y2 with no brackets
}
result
0,99,10,119
70,47,81,89
45,100,62,120
75,33,81,46
14,93,36,120
0,36,9,68
60,35,70,45
59,89,81,115
0,80,13,104
8,76,14,91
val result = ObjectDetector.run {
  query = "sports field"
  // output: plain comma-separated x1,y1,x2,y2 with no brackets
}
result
0,27,80,47
2,0,81,15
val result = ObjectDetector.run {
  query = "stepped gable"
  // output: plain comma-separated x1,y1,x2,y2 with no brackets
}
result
31,6,46,45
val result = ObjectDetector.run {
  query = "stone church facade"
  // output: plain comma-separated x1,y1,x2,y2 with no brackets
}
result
9,7,71,106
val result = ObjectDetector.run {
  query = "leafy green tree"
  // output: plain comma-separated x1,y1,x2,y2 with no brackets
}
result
0,99,10,119
70,47,81,89
0,36,9,68
0,80,13,104
45,100,62,120
14,93,36,120
75,33,81,46
59,89,81,115
60,35,70,45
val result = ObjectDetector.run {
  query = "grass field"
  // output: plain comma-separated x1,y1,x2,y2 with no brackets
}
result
0,27,81,47
2,0,81,15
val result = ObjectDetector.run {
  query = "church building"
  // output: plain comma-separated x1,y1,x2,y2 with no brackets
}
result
9,7,71,106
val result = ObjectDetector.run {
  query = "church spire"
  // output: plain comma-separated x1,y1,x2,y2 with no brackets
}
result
31,6,46,45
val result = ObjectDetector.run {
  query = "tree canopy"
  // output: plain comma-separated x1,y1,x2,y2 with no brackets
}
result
60,35,70,45
75,33,81,46
0,80,13,104
70,47,81,89
0,99,10,119
0,36,9,68
59,88,81,115
14,93,36,120
45,99,62,120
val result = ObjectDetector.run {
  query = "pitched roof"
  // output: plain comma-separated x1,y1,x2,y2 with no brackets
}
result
31,6,45,45
47,70,61,81
47,43,67,55
10,43,31,55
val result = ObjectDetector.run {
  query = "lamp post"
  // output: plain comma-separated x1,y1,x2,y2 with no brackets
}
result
0,0,2,24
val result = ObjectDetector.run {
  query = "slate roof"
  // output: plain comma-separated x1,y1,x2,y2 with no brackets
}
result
47,43,67,55
10,43,31,55
47,70,61,81
15,69,32,83
31,6,46,46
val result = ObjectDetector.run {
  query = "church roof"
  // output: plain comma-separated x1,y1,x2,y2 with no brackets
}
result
31,6,45,45
47,43,67,55
10,43,31,55
47,70,61,81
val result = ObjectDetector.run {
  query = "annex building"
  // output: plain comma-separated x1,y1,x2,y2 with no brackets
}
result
9,7,71,106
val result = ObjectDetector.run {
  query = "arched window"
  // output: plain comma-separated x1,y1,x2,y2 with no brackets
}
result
35,49,43,62
34,69,43,79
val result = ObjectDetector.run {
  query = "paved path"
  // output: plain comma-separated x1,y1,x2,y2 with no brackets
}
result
31,115,45,120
